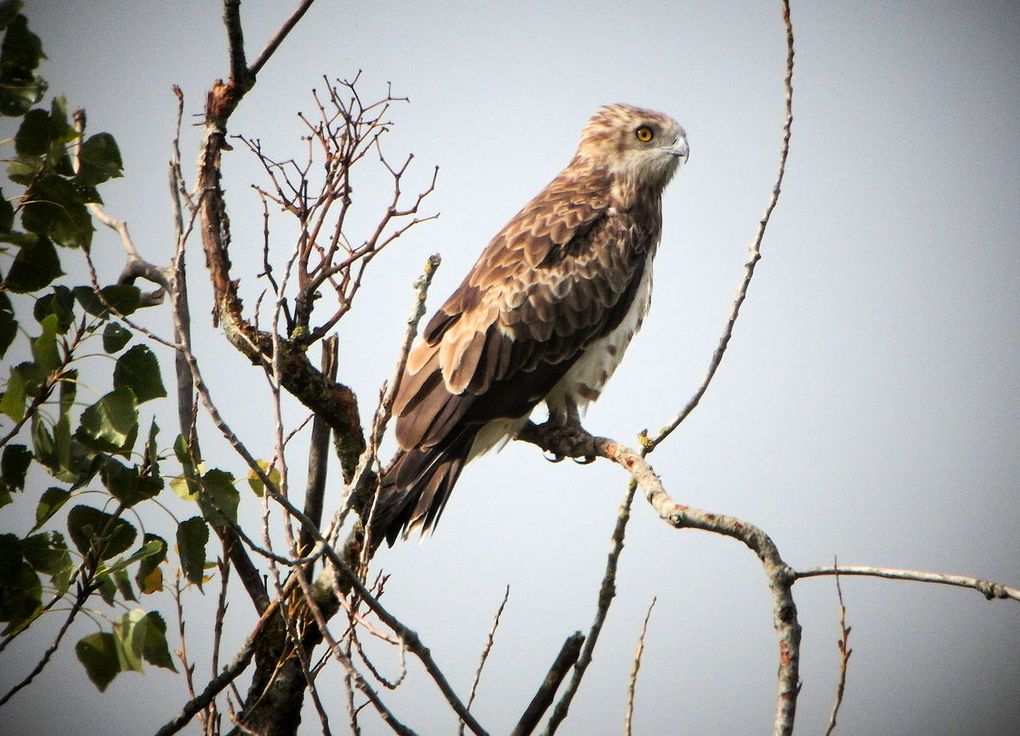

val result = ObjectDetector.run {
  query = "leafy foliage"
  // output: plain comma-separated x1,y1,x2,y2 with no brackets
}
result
0,8,198,698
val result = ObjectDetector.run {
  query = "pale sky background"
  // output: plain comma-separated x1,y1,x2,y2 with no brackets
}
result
2,1,1019,734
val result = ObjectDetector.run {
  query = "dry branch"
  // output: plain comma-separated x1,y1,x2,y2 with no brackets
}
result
794,566,1020,603
822,565,852,736
624,597,657,736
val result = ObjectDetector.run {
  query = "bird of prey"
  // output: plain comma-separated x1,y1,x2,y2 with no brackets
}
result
371,103,688,545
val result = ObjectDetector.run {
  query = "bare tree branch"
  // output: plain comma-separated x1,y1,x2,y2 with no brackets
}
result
459,585,511,736
643,0,795,453
624,597,656,736
822,563,852,736
249,0,316,79
794,566,1020,603
519,425,801,736
222,0,249,88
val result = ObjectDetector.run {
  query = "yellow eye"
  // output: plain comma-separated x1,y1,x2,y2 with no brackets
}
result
635,126,654,142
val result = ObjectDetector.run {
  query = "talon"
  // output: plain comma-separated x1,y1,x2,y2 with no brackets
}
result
573,455,596,465
544,451,565,463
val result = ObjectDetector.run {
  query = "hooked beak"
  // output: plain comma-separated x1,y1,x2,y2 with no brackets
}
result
667,133,690,164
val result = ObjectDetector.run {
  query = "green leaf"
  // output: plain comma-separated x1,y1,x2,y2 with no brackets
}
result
75,631,120,691
76,133,123,186
76,386,138,453
31,312,60,373
246,460,280,498
171,434,198,500
113,609,175,674
199,468,239,526
113,609,145,672
138,610,175,670
173,433,193,467
5,154,40,185
1,12,42,69
134,533,167,595
0,536,41,633
34,486,70,529
0,3,24,31
31,412,55,463
0,187,13,232
0,292,16,360
14,106,48,155
102,322,131,353
20,174,92,248
72,284,140,317
112,567,136,602
0,533,22,587
33,285,74,334
0,14,47,117
97,571,116,605
113,344,165,404
100,457,162,507
22,531,71,577
176,516,207,588
2,235,62,292
0,364,26,420
102,537,165,579
47,96,75,143
67,504,137,561
1,443,31,490
0,361,43,421
0,562,41,634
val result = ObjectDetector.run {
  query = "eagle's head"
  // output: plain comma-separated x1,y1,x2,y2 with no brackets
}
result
575,103,689,190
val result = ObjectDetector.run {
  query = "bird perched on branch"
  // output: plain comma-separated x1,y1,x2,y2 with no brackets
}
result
371,103,688,545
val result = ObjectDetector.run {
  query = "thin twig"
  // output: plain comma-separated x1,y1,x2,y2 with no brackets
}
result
794,566,1020,603
459,586,511,736
643,0,794,453
540,478,637,736
624,597,657,736
248,0,316,79
822,562,852,736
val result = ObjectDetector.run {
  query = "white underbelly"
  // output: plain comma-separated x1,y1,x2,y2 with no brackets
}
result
545,260,653,423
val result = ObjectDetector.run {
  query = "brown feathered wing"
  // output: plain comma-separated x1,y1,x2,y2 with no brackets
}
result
371,164,656,544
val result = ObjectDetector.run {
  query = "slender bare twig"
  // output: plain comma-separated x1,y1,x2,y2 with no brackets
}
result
643,0,794,453
248,0,316,79
171,575,203,731
822,563,852,736
458,586,511,736
539,476,636,736
794,566,1020,603
624,597,657,736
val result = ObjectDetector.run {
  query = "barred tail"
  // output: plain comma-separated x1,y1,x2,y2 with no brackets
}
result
369,429,476,546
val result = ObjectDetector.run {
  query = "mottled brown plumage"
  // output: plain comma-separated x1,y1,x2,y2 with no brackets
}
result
372,104,688,544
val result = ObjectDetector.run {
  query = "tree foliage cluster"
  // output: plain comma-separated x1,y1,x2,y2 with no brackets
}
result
0,5,229,694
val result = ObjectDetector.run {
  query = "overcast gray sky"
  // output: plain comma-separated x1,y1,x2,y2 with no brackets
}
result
3,1,1019,734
